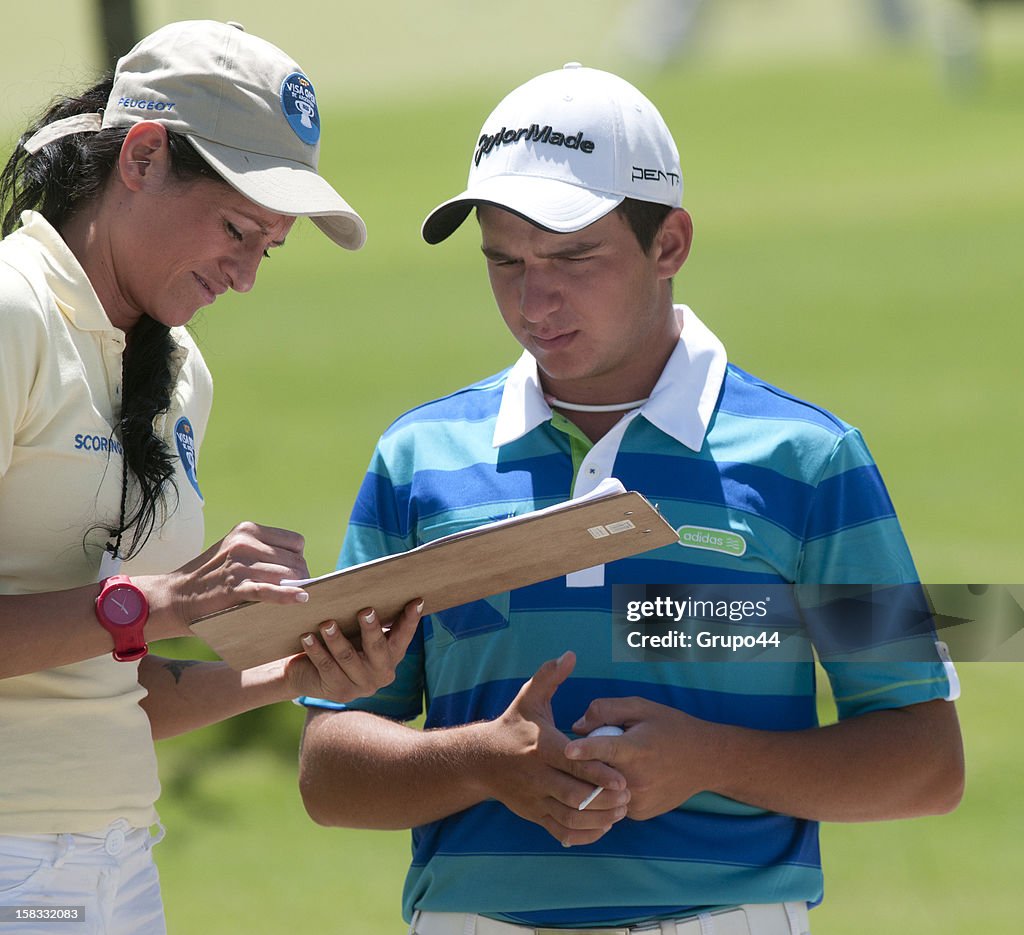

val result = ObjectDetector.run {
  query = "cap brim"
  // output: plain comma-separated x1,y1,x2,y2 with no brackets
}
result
189,138,367,250
422,175,623,244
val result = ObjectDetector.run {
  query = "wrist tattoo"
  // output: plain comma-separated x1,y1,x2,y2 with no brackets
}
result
164,659,202,684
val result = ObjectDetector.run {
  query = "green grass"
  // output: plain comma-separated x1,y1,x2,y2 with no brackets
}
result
814,664,1021,935
5,7,1023,932
155,715,413,934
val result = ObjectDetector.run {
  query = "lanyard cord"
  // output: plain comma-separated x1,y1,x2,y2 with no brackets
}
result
544,394,650,413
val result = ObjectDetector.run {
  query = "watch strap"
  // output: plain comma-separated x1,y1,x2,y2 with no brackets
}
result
96,575,150,662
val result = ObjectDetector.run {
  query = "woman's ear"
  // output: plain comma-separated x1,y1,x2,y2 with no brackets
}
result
654,207,694,280
118,121,172,192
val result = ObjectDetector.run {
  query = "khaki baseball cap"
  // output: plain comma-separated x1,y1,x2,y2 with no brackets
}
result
422,63,682,245
23,20,365,250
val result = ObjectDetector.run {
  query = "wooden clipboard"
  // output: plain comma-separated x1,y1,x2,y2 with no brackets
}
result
190,489,678,670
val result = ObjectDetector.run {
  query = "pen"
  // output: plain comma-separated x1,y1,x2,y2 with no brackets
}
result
578,784,604,811
576,725,624,811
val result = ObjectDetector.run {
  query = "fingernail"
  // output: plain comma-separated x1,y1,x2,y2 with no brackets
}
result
324,622,338,637
296,591,310,603
416,600,425,614
301,634,315,647
561,841,572,849
363,609,376,624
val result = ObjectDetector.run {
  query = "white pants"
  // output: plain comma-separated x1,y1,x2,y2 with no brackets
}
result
0,820,166,935
410,902,810,935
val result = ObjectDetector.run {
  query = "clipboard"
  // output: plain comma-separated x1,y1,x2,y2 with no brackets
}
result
190,486,678,670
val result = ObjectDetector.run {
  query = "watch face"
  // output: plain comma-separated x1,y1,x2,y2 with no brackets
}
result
101,585,145,626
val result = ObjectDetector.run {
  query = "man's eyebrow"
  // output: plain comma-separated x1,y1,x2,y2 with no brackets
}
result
538,240,602,259
480,240,602,261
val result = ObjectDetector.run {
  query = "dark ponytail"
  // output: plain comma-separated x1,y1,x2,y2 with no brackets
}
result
1,77,222,559
116,316,181,559
1,76,119,237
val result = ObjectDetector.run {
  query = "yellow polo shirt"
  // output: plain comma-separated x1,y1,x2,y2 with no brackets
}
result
0,211,212,833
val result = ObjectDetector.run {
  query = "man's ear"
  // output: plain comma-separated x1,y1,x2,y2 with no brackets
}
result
117,121,172,192
654,208,694,280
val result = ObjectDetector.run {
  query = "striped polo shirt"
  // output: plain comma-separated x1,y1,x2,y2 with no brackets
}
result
303,306,951,927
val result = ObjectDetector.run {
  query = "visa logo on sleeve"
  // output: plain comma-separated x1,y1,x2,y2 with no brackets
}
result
174,417,202,499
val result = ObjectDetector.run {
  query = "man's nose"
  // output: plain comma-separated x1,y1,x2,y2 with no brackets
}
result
519,265,560,323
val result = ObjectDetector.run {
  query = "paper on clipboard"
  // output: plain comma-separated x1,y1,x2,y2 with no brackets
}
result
279,478,629,588
189,478,678,670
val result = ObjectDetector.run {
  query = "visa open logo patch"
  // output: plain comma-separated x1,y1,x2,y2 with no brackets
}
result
174,417,202,500
677,525,746,557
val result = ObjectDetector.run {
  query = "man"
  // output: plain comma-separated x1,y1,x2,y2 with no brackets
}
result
298,64,964,935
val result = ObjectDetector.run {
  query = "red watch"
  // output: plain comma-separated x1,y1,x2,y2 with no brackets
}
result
95,575,150,662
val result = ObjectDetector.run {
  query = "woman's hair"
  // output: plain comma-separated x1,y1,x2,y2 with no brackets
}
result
1,75,222,560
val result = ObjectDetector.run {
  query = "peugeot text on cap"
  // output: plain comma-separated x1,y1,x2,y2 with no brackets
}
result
23,20,365,250
422,63,682,244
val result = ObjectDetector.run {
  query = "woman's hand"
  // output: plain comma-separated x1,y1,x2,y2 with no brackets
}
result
138,521,312,639
137,593,423,738
281,598,424,703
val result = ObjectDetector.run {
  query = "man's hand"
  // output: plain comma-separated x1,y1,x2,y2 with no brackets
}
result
567,695,964,823
566,696,712,821
478,652,631,846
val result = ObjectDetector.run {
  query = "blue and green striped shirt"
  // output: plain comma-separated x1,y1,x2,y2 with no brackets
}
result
303,308,950,927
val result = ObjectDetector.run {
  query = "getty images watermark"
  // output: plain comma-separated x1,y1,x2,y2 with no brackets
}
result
612,584,1024,663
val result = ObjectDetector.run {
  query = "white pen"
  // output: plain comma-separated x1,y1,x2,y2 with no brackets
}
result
577,725,624,811
578,784,604,811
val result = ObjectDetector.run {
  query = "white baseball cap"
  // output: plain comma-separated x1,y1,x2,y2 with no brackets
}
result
23,20,366,250
422,63,682,244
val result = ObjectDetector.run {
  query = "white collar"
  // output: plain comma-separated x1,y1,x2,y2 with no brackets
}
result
492,305,727,452
15,210,116,334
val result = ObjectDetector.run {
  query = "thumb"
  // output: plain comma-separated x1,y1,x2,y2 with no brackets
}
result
521,651,576,708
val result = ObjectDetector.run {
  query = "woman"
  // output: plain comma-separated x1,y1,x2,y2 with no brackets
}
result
0,20,420,933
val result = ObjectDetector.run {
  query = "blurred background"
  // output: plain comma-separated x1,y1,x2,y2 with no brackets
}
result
3,1,1022,932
